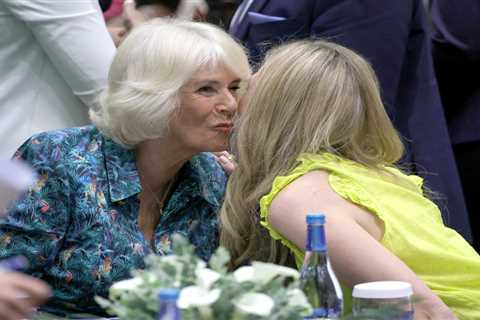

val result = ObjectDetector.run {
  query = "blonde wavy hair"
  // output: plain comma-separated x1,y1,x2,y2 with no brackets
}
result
220,40,404,268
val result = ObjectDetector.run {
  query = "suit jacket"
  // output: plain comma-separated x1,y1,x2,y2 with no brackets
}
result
231,0,472,241
431,0,480,145
0,0,115,159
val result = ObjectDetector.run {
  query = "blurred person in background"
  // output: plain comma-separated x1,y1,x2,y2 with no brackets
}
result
227,0,472,242
430,0,480,252
0,19,250,316
105,0,208,46
0,1,115,159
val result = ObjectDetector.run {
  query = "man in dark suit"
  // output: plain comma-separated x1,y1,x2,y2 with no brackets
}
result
430,0,480,250
229,0,472,241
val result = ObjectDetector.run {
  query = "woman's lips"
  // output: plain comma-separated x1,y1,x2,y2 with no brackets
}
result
212,123,233,133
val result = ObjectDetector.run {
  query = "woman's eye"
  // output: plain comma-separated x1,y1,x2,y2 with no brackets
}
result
229,86,241,93
197,86,216,95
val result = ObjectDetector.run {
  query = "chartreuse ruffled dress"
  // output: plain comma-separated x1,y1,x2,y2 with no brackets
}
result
259,152,480,319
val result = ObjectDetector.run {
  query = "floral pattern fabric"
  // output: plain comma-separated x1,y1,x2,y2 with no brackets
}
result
0,125,227,315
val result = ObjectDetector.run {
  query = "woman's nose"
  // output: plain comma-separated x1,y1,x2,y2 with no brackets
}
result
217,89,238,116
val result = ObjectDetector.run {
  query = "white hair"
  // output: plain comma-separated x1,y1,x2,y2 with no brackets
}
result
90,18,251,148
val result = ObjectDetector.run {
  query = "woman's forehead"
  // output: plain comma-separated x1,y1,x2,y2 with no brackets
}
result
189,65,241,82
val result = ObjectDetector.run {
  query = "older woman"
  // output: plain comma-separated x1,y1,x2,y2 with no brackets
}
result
0,18,250,315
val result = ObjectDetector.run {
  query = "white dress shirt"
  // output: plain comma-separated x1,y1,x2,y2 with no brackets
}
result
0,0,116,158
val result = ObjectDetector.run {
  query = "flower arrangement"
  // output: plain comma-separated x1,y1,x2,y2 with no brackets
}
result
96,235,415,320
96,234,312,320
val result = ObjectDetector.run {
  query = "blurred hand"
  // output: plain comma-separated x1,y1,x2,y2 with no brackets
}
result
214,151,236,175
0,272,51,320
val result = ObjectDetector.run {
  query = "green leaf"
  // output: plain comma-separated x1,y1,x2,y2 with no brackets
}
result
209,246,230,273
95,296,114,311
171,233,195,256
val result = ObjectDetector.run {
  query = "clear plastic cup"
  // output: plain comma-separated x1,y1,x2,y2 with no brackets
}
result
352,281,414,320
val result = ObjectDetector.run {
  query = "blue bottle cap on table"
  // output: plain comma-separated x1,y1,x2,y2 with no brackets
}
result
158,288,180,301
306,213,325,224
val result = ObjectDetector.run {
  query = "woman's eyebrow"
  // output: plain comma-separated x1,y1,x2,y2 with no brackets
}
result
190,79,219,86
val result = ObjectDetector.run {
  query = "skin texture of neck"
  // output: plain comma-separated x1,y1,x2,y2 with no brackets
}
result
135,138,192,193
135,138,193,247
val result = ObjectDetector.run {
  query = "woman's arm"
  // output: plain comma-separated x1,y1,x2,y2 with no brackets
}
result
1,133,71,277
2,0,115,109
269,170,456,320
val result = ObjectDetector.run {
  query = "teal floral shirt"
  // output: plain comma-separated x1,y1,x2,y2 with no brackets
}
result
0,125,226,315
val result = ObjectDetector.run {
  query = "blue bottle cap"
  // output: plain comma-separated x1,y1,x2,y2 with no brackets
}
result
306,213,325,224
158,288,180,301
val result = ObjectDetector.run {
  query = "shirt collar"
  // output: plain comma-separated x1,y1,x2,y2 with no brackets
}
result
102,135,220,208
102,136,141,202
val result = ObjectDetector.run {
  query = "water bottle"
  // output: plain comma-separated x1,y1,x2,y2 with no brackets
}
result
300,213,343,319
156,288,181,320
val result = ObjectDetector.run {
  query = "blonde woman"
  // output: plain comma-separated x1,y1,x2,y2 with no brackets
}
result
220,40,480,319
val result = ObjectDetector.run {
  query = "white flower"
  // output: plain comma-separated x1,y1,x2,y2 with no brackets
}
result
234,292,274,317
233,265,254,283
195,268,221,289
196,260,207,270
109,277,143,298
177,286,221,309
233,262,299,284
252,261,300,282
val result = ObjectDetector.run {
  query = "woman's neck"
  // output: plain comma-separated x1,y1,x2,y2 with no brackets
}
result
135,139,193,192
135,139,194,247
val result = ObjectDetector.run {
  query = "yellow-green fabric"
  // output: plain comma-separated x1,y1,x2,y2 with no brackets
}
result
259,152,480,319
